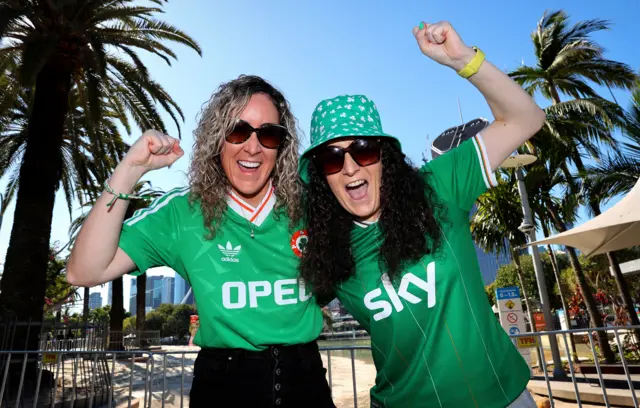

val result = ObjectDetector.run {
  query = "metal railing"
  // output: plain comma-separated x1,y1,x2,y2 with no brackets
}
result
39,336,107,352
0,326,638,407
1,319,110,353
107,331,162,350
510,325,640,408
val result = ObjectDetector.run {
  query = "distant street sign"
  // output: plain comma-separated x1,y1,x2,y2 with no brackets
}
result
496,286,533,376
43,353,58,364
517,336,540,349
496,287,526,337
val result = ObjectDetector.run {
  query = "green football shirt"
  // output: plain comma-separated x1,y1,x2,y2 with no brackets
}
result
119,182,323,351
336,136,530,407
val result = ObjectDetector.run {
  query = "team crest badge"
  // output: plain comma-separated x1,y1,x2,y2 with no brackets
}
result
291,229,308,257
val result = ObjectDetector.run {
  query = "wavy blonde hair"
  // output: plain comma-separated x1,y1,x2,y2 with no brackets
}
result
189,75,302,238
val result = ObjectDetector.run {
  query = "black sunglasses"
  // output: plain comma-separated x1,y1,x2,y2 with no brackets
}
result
313,138,382,175
225,119,288,149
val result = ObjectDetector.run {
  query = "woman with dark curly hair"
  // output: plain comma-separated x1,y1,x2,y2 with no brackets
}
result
299,21,546,408
67,75,334,408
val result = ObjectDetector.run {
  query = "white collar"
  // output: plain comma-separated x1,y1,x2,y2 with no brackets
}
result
354,219,378,229
226,181,276,227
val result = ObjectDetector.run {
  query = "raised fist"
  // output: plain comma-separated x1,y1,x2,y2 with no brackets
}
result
122,129,184,173
412,21,477,72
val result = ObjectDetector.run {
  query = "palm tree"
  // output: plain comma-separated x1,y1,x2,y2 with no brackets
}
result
535,212,580,362
2,54,129,341
471,175,531,312
68,182,164,348
510,9,637,351
0,54,130,215
472,173,528,252
581,80,640,341
509,10,633,191
0,0,201,355
525,162,616,362
584,80,640,198
509,10,635,104
472,176,565,366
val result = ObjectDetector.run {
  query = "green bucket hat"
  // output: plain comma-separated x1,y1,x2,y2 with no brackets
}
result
299,94,401,183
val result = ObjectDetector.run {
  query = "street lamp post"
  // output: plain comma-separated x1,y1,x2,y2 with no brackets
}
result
501,154,566,378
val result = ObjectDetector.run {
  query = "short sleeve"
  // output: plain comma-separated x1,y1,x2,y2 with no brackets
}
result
118,188,188,276
421,134,497,212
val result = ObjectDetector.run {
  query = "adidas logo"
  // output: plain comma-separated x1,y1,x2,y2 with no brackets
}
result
218,241,241,263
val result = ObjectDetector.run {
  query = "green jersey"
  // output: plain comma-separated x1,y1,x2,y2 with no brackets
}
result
119,183,322,351
336,136,529,407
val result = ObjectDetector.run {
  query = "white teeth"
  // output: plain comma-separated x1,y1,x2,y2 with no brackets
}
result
346,180,366,188
239,160,261,168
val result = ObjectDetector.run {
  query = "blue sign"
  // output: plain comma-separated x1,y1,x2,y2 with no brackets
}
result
496,287,520,300
509,327,521,335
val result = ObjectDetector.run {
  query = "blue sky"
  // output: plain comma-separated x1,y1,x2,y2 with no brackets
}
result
1,0,639,311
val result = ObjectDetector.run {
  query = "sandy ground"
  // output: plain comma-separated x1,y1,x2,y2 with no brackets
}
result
320,352,374,408
105,346,373,407
46,346,619,408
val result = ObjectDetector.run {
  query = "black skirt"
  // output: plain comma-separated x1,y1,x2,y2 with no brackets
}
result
189,341,336,408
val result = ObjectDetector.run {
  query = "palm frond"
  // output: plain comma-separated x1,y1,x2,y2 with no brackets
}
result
122,18,202,56
91,6,162,25
517,9,635,101
471,175,528,256
0,166,19,217
0,4,27,40
1,0,200,229
545,98,626,130
583,154,640,201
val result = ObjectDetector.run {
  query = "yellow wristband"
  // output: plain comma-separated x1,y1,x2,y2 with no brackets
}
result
457,47,485,79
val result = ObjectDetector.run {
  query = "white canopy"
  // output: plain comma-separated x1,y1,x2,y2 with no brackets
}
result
527,177,640,257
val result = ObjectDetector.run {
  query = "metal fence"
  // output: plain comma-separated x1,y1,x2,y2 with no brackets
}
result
107,331,162,350
0,326,638,407
1,320,110,354
510,325,640,408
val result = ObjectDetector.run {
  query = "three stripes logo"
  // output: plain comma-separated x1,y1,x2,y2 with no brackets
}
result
218,241,241,263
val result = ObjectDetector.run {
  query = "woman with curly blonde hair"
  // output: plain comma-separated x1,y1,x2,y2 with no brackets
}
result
67,75,335,408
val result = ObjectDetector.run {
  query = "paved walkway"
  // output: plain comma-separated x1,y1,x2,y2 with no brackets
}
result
49,346,640,408
110,346,374,408
529,379,638,407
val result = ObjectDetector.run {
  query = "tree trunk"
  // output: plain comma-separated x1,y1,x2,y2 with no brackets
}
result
109,278,124,350
547,204,616,363
607,252,640,337
549,83,562,105
82,287,90,336
587,202,640,339
536,215,579,360
136,274,146,331
0,57,72,363
547,245,579,362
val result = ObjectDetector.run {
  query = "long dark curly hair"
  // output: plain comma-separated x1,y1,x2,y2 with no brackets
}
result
300,139,445,300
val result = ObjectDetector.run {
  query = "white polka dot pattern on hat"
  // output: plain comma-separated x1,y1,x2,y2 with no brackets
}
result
310,95,385,147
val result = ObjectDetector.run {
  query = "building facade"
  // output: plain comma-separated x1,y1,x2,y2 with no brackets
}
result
89,292,102,310
129,278,137,315
161,276,175,304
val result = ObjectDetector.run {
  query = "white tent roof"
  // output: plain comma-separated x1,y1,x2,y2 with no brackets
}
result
527,177,640,257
